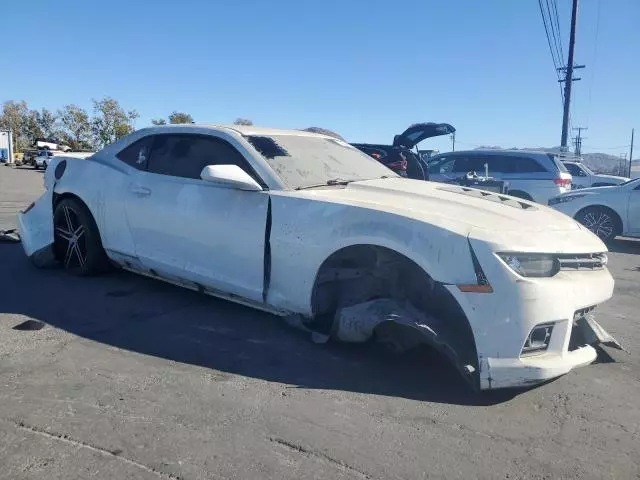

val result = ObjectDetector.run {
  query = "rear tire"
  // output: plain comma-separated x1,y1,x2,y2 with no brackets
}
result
575,206,621,243
53,198,109,276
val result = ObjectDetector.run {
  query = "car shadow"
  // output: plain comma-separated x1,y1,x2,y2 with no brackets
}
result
0,243,521,406
609,237,640,255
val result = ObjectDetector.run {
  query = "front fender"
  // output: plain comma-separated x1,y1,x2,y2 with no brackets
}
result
267,195,476,314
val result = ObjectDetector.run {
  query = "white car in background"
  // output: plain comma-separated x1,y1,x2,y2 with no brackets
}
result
33,150,54,170
34,151,94,170
562,161,629,189
427,150,572,204
549,178,640,242
18,124,620,390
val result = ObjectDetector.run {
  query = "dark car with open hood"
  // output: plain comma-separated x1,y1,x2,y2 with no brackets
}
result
352,122,455,180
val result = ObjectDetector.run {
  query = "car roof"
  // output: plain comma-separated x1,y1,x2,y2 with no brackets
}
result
435,149,554,156
136,124,335,139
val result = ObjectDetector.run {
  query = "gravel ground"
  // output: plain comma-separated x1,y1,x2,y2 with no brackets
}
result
0,165,639,480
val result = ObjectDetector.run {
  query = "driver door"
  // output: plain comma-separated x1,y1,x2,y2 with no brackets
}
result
125,133,269,302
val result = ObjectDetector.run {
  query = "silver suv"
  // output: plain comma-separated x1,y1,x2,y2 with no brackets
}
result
427,150,572,204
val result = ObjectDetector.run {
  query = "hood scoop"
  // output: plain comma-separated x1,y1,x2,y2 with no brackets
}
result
437,186,538,210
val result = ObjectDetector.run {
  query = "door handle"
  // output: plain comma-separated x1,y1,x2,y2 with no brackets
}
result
130,185,152,197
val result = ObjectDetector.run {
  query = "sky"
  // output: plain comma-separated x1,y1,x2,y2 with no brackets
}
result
1,0,638,155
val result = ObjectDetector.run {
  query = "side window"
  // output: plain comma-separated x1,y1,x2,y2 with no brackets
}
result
453,156,487,173
511,157,547,173
483,156,514,174
429,156,454,174
564,163,585,176
116,137,153,170
147,134,260,182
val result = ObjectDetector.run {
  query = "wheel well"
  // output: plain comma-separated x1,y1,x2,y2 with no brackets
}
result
575,205,623,233
52,192,105,244
310,244,478,373
53,192,88,210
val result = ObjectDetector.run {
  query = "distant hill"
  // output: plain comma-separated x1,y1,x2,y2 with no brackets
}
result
473,146,630,176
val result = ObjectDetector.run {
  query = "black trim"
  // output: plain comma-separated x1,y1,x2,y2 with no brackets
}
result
54,160,67,180
262,196,272,303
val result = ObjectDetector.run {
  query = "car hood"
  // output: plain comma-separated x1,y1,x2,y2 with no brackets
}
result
287,177,587,231
566,185,620,195
593,173,629,183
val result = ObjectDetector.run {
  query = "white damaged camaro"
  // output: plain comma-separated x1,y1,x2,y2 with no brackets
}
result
18,124,623,390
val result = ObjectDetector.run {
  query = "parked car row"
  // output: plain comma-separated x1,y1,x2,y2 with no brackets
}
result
351,122,455,180
351,125,631,242
17,123,622,392
23,150,95,170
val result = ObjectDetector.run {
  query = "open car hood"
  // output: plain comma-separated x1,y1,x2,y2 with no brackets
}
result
392,122,456,148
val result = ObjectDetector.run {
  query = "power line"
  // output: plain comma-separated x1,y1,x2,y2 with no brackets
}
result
538,0,562,72
538,0,566,109
551,0,564,59
545,0,564,66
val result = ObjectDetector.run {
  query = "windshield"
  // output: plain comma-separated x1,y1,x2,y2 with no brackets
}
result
246,134,397,189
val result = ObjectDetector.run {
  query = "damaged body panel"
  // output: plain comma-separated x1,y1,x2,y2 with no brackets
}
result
17,123,623,391
17,187,56,267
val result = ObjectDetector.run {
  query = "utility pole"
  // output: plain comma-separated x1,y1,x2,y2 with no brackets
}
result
560,0,583,151
629,128,635,178
451,132,456,152
572,126,587,156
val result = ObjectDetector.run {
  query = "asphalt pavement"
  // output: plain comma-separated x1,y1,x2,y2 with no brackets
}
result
1,165,639,480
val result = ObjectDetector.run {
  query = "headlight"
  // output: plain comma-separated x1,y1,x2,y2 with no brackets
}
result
548,194,585,206
497,253,559,277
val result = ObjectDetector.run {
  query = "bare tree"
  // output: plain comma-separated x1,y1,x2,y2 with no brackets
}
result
233,118,253,126
151,118,167,125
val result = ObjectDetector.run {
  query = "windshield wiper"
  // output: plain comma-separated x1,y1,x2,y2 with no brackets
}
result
295,178,354,190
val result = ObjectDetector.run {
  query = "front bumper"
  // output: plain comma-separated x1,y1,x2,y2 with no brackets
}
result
447,237,616,390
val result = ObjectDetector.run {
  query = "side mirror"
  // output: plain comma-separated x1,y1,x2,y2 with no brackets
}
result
200,164,262,191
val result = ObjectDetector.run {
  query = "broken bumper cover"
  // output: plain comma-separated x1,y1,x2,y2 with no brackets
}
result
17,191,56,267
482,344,598,389
448,238,618,390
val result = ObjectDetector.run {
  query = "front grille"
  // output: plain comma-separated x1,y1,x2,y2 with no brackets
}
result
557,253,607,271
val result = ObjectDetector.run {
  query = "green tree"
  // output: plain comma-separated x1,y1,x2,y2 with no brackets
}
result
23,109,43,146
91,97,138,147
151,118,167,125
59,105,93,150
0,100,29,151
168,111,194,124
36,108,58,138
233,118,253,126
